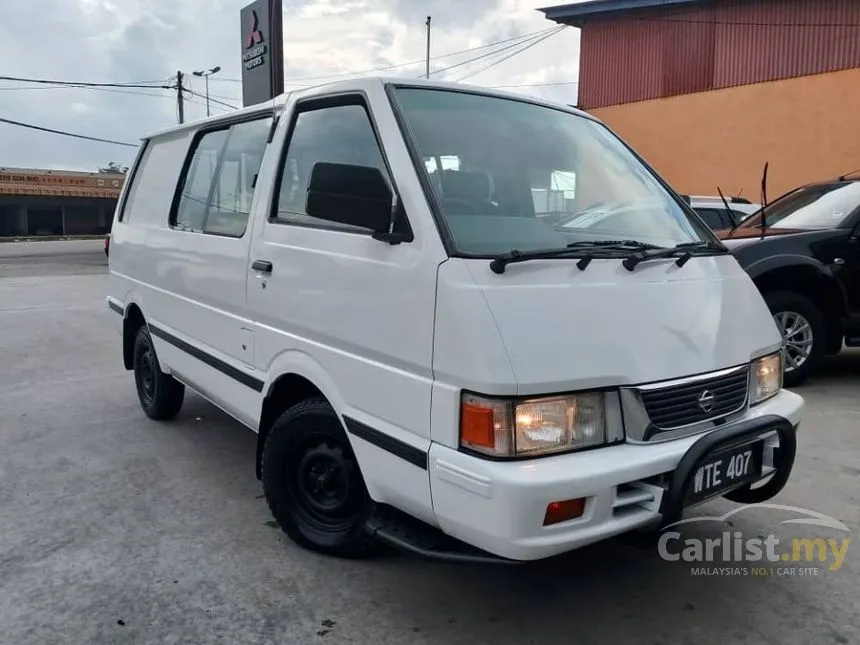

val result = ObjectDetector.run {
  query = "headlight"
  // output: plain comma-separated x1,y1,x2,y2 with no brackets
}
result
750,351,782,405
460,392,607,458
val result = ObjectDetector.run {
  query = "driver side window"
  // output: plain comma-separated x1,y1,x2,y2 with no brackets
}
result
274,103,389,232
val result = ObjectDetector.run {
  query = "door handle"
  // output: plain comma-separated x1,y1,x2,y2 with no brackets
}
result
252,259,273,273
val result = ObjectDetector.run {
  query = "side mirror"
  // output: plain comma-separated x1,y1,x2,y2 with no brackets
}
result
306,161,394,236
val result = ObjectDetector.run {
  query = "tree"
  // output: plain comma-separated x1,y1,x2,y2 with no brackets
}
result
100,161,128,174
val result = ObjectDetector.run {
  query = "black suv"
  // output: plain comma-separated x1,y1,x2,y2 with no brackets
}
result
717,179,860,386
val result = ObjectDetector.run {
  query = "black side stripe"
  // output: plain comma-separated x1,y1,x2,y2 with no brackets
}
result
344,416,428,470
148,324,265,393
108,300,123,315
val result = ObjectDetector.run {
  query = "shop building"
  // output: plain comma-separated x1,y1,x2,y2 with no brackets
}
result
541,0,860,198
0,167,124,237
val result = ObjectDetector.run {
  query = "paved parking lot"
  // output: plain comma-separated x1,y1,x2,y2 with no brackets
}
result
1,241,858,645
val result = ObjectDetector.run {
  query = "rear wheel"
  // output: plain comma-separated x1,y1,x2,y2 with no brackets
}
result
261,398,378,558
763,291,825,387
133,326,185,420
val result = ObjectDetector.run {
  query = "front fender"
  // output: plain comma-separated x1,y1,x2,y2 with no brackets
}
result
741,255,849,331
262,349,348,415
262,351,416,506
742,253,832,281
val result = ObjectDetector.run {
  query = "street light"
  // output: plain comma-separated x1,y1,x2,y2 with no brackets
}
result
192,66,221,117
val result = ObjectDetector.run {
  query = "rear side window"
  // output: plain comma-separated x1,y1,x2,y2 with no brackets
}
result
172,117,272,237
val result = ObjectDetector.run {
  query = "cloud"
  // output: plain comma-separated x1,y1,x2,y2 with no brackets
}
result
0,0,581,171
69,102,93,115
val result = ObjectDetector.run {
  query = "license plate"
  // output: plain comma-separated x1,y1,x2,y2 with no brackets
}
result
686,440,764,505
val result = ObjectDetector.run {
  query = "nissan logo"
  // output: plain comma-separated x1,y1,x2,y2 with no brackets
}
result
698,390,716,413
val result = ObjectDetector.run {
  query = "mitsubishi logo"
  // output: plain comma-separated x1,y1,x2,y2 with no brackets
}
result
245,10,265,49
698,389,716,413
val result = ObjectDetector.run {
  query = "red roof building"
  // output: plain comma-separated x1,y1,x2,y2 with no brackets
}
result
541,0,860,198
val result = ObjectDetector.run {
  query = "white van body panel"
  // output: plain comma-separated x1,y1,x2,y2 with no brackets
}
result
107,77,803,562
242,81,448,525
459,254,783,395
109,121,268,429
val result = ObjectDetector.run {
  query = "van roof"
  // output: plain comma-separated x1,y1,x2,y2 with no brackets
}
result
142,76,594,141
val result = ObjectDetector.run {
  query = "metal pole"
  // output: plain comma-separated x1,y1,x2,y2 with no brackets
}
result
425,16,431,79
204,75,211,117
176,70,185,125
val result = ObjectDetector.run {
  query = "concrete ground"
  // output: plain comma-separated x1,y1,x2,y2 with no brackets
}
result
0,240,858,645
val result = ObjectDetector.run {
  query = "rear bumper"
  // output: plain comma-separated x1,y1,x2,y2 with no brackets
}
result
429,389,803,561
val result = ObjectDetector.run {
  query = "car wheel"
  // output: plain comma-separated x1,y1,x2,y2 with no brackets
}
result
133,326,185,420
764,291,826,387
262,398,379,558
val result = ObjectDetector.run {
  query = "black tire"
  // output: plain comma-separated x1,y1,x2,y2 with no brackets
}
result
763,291,826,388
133,326,185,420
261,398,378,558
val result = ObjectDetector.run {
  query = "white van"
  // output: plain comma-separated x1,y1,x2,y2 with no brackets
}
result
107,77,802,563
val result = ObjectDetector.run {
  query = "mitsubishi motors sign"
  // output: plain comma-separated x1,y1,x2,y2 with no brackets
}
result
240,0,284,107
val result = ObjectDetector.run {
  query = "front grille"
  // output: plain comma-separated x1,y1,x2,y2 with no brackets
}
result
639,367,749,430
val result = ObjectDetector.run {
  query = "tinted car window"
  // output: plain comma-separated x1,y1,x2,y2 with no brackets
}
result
173,117,271,236
274,104,389,232
694,208,725,229
741,182,860,230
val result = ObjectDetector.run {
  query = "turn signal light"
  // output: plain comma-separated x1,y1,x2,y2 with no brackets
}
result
460,403,496,448
543,498,586,526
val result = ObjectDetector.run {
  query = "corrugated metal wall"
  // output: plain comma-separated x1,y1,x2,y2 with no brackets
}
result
578,0,860,109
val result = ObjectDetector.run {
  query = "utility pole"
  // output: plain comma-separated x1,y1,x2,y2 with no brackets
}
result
425,16,432,79
176,70,185,124
193,66,221,117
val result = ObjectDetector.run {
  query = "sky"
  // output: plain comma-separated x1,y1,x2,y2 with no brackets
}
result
0,0,583,173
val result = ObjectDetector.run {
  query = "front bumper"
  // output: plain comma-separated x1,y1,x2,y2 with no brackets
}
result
429,389,803,561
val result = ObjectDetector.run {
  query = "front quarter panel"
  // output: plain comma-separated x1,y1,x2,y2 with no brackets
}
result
430,259,517,448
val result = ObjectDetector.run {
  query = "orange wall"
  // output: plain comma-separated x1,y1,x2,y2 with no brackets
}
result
590,67,860,200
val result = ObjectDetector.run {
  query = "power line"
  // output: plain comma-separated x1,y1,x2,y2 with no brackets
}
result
0,75,166,89
184,88,237,110
211,26,560,85
457,28,567,82
0,26,562,100
426,28,565,79
0,116,137,147
0,85,66,91
0,82,231,114
0,84,174,100
202,90,242,102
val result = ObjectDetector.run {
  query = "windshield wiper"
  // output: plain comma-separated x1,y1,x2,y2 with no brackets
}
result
489,240,659,274
622,241,729,272
566,240,662,250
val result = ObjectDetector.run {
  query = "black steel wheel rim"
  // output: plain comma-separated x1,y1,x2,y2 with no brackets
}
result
287,434,364,532
138,347,156,404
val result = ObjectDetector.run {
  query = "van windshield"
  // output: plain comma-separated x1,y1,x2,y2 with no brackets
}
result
392,87,712,255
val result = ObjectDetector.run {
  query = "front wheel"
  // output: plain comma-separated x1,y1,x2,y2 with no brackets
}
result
261,398,379,558
764,291,825,387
